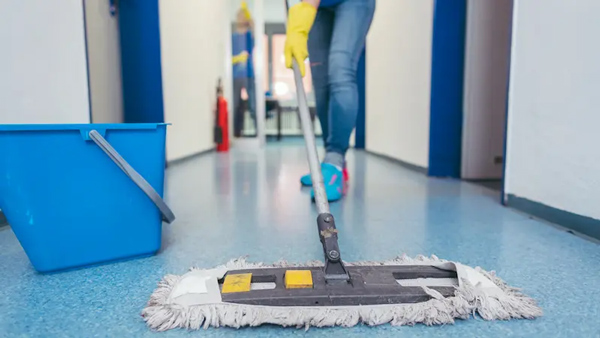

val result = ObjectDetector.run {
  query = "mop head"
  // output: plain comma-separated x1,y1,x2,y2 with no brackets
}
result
142,255,542,331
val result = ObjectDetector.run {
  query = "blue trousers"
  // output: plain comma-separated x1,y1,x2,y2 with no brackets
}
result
308,0,375,156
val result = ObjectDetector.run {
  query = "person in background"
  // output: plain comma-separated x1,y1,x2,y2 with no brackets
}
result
285,0,376,201
232,1,257,137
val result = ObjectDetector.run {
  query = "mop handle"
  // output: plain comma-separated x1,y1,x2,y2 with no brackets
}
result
284,0,330,216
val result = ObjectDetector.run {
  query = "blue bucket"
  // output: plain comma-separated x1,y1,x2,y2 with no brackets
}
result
0,124,175,272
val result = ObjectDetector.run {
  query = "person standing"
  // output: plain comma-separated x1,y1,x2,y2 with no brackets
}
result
232,1,257,137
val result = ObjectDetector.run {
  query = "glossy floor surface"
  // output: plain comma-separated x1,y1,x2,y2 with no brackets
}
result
1,144,599,337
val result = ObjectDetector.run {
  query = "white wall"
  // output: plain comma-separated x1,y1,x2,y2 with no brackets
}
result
505,0,600,219
366,0,434,168
461,0,512,179
0,0,90,124
160,0,230,161
84,0,124,124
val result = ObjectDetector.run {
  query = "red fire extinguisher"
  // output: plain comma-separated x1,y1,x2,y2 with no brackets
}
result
214,78,229,152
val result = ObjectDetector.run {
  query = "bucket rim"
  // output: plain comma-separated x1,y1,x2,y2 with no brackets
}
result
0,123,170,132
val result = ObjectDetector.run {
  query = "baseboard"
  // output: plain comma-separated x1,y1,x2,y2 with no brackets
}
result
506,194,600,241
465,179,503,192
166,148,215,167
266,135,304,140
363,150,428,174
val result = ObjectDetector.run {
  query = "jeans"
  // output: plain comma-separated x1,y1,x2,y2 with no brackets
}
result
308,0,375,156
233,77,256,137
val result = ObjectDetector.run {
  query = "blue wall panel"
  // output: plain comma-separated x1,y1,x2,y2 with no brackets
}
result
118,0,164,123
428,0,467,177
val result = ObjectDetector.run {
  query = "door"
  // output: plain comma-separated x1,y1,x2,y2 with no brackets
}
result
461,0,513,180
83,0,124,123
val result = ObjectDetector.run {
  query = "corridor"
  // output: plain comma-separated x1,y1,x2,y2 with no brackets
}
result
0,144,598,337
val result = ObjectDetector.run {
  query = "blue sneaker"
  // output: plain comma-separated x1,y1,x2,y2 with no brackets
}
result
300,173,311,186
300,167,349,187
310,163,344,202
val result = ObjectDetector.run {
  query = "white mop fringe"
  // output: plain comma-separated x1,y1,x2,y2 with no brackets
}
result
141,254,542,331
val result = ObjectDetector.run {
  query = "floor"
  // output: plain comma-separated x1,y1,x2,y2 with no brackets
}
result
1,144,599,338
470,179,503,192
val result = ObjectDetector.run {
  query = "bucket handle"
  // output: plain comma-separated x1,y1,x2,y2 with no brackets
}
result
88,130,176,224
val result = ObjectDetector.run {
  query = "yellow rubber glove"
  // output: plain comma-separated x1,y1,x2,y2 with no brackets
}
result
284,2,317,77
232,51,249,65
241,1,252,20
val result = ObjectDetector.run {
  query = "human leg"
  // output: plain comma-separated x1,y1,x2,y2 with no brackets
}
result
233,77,244,137
325,0,376,160
307,8,334,148
300,8,334,187
245,77,257,134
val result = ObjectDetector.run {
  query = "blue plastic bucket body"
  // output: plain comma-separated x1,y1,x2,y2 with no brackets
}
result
0,124,168,272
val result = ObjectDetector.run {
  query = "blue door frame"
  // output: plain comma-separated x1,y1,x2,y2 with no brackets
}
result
118,0,164,123
427,0,467,178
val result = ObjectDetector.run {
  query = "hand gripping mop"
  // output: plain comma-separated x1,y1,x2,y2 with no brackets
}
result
141,4,542,331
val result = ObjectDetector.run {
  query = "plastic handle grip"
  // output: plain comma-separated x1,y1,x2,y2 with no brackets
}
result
88,130,176,224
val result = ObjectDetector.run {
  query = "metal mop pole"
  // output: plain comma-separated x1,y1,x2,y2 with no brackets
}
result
293,64,329,216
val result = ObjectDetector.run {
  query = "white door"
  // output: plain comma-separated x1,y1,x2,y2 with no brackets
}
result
461,0,513,179
84,0,124,123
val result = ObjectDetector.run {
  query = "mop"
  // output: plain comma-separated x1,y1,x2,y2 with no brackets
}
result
141,3,542,331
